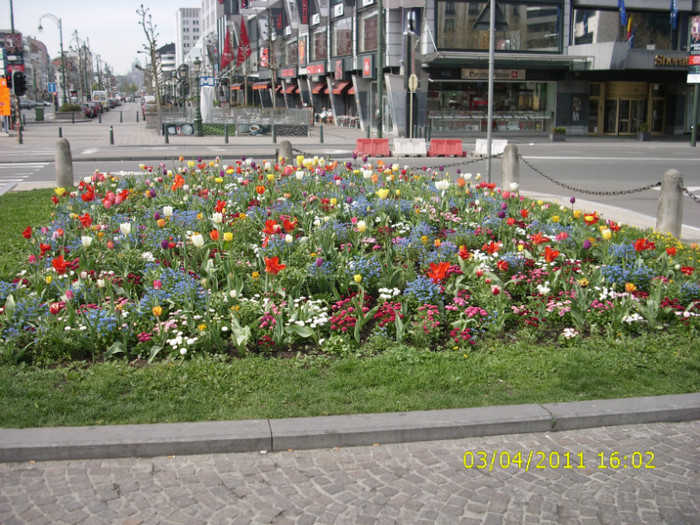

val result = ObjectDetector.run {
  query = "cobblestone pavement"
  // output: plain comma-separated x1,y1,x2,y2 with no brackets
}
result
1,420,698,525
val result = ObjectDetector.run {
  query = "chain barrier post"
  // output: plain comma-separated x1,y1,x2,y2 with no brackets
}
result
109,125,114,145
55,138,74,188
279,140,293,165
501,144,519,192
164,125,169,144
656,169,683,239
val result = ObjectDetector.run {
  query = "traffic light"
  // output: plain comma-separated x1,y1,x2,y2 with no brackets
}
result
12,71,27,97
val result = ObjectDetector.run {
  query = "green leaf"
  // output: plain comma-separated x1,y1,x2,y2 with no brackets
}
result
147,345,164,363
286,324,315,339
105,341,125,360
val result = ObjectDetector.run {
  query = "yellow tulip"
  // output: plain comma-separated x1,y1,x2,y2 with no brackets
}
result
223,232,233,242
376,188,390,199
152,305,163,317
353,274,362,283
54,187,66,196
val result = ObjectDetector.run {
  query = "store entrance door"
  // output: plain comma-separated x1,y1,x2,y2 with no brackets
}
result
604,98,645,134
602,82,648,135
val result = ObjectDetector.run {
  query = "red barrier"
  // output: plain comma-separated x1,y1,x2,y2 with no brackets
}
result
355,138,391,157
428,139,466,157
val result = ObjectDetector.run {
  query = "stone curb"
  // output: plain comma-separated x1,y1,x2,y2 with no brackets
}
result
1,393,697,463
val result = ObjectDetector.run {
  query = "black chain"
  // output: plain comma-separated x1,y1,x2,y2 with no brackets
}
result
520,156,662,196
681,185,700,204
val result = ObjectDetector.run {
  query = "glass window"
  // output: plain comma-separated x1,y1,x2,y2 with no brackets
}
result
436,0,563,52
573,9,672,49
312,29,327,61
359,13,378,53
286,40,298,66
332,18,353,56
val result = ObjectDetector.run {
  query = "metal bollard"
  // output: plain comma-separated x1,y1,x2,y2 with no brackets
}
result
71,112,75,124
656,169,683,238
272,125,277,144
109,125,114,145
22,114,26,126
120,111,123,123
164,125,169,144
320,124,324,144
98,112,102,124
18,125,22,144
224,124,228,144
58,127,62,138
136,111,139,123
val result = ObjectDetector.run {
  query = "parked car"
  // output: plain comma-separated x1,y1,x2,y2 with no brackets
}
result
19,98,37,109
81,103,95,118
87,102,102,116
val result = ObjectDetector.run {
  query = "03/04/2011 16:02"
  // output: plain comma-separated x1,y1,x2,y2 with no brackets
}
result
463,450,655,472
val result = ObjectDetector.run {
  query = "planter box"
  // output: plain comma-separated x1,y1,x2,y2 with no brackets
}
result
55,112,86,121
549,133,566,142
638,131,651,141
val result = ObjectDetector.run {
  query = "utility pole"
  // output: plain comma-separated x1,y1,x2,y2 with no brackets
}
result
376,0,383,138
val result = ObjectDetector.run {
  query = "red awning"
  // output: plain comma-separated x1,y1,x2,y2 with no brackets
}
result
312,82,326,94
230,84,242,91
285,83,298,94
323,85,330,94
275,84,284,93
252,82,271,90
332,81,351,95
348,85,355,95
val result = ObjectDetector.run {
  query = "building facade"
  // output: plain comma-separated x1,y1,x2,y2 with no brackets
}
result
205,0,699,136
176,8,202,68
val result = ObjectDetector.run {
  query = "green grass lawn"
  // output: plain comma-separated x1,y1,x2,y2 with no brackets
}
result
1,333,698,428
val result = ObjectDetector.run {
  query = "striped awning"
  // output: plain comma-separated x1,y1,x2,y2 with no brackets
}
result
252,82,271,90
285,83,299,94
230,84,242,91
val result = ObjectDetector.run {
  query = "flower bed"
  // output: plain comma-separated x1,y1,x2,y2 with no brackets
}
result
1,156,699,363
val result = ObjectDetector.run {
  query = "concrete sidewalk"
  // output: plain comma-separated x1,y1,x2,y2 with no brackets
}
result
1,393,698,463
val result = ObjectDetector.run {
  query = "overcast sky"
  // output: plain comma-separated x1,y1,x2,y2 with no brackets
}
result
6,0,195,75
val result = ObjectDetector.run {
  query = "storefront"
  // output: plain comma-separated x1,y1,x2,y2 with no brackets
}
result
425,68,559,134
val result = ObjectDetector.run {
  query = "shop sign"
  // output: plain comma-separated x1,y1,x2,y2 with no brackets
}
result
654,55,688,67
362,55,374,78
307,63,325,74
281,68,297,78
333,3,344,17
335,59,343,78
689,15,700,83
461,69,525,81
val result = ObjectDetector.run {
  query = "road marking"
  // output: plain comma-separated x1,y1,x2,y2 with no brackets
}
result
522,156,700,162
81,148,98,155
0,162,50,195
651,186,700,192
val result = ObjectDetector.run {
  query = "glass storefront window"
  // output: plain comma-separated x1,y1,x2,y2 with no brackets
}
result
427,81,554,132
332,18,353,56
435,0,563,52
573,10,672,49
312,29,327,61
359,12,378,53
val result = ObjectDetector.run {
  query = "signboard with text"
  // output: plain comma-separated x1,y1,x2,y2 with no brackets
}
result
689,16,700,83
0,77,10,117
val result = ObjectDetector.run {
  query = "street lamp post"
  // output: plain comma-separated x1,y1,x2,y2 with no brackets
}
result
193,57,203,137
38,13,67,106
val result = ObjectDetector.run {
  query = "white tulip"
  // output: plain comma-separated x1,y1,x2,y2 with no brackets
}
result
119,223,131,236
191,233,205,248
163,206,173,218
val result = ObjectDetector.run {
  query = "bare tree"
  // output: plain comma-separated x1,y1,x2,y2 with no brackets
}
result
137,4,162,106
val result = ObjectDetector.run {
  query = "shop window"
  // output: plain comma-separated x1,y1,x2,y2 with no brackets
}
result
573,9,672,49
312,30,327,61
435,0,563,52
359,13,378,53
332,18,353,56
